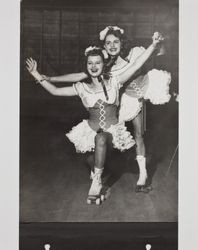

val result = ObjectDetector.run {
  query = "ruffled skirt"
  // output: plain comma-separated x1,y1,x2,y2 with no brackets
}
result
119,95,143,122
144,69,171,105
119,69,171,122
66,120,135,153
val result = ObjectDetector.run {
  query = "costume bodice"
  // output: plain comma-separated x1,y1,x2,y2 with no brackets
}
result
110,46,148,98
73,76,121,131
73,75,121,108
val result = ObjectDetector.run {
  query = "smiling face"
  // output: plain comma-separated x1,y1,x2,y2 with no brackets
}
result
87,55,104,78
104,34,121,57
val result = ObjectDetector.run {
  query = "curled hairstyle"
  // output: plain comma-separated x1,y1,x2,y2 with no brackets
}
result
100,28,131,70
84,48,110,84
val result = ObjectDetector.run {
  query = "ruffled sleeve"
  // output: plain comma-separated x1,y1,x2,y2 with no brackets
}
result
110,75,123,90
73,82,83,96
127,46,146,65
73,82,91,108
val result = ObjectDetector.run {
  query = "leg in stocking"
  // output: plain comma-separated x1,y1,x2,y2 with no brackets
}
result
88,132,111,196
132,112,148,188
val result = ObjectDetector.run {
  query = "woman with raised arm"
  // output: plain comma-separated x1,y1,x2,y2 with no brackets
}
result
43,28,171,192
99,27,171,192
26,32,163,203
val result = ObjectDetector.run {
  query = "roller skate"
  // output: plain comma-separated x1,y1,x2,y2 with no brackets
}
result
135,184,153,193
135,169,153,193
87,184,110,205
90,170,94,180
135,155,152,193
87,168,104,205
100,185,111,202
135,171,153,193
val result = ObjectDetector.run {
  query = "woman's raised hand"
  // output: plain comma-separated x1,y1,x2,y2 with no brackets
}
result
152,32,164,46
26,57,44,83
26,57,37,74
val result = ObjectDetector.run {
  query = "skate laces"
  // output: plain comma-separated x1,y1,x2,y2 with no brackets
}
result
93,172,102,185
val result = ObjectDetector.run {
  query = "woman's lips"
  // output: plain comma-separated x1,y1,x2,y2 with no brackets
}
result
91,69,98,73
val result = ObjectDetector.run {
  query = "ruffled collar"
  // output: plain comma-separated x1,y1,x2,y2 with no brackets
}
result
82,78,112,94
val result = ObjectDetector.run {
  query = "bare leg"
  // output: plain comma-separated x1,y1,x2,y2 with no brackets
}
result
94,132,111,169
87,154,94,169
87,154,95,179
132,111,145,157
132,111,148,188
88,132,112,196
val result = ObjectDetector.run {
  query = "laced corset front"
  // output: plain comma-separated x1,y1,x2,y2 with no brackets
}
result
88,101,118,132
124,74,149,98
110,46,148,98
73,76,121,132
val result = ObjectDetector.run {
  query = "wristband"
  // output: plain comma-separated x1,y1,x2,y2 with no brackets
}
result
31,71,44,84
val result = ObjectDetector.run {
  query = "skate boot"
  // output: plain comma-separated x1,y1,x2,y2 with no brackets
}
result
90,170,94,180
87,168,103,205
135,155,152,193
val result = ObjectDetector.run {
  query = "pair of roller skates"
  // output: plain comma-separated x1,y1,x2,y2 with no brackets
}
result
87,170,110,205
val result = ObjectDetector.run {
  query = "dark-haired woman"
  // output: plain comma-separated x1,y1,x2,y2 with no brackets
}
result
100,27,171,192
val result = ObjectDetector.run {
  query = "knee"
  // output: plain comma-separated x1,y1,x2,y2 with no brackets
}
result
95,132,108,147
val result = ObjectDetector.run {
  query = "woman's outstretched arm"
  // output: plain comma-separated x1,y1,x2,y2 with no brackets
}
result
43,72,88,83
26,58,77,96
118,32,164,85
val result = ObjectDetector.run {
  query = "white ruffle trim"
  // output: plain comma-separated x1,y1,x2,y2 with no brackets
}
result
66,120,135,153
144,69,171,105
129,46,146,65
107,122,135,151
119,94,143,122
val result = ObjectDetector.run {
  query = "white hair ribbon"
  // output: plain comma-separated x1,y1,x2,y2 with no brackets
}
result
99,26,124,40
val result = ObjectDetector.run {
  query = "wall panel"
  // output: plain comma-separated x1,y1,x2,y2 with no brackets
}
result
21,1,178,117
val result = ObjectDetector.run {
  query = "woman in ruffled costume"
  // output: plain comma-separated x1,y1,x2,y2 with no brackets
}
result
26,32,163,201
99,27,171,192
44,27,171,192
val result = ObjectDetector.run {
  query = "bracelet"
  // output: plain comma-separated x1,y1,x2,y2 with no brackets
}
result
31,71,45,84
35,78,45,84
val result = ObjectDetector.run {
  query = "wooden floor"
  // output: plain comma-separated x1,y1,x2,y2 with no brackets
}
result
20,102,178,222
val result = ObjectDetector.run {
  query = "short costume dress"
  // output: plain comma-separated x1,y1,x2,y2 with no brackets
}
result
66,76,135,153
111,47,172,122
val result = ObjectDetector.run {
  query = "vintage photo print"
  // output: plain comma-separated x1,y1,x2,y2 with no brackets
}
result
1,0,198,249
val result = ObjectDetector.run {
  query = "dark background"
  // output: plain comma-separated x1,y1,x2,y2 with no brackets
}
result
20,0,178,120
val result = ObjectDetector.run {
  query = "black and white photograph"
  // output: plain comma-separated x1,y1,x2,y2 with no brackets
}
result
1,0,198,249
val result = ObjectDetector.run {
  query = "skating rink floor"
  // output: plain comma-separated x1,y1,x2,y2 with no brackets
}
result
20,100,178,222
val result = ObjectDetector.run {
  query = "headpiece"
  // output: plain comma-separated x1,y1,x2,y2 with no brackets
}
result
84,46,101,56
99,26,124,41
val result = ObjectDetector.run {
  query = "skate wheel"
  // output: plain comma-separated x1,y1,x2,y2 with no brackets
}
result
96,198,101,205
100,194,105,201
87,199,91,205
